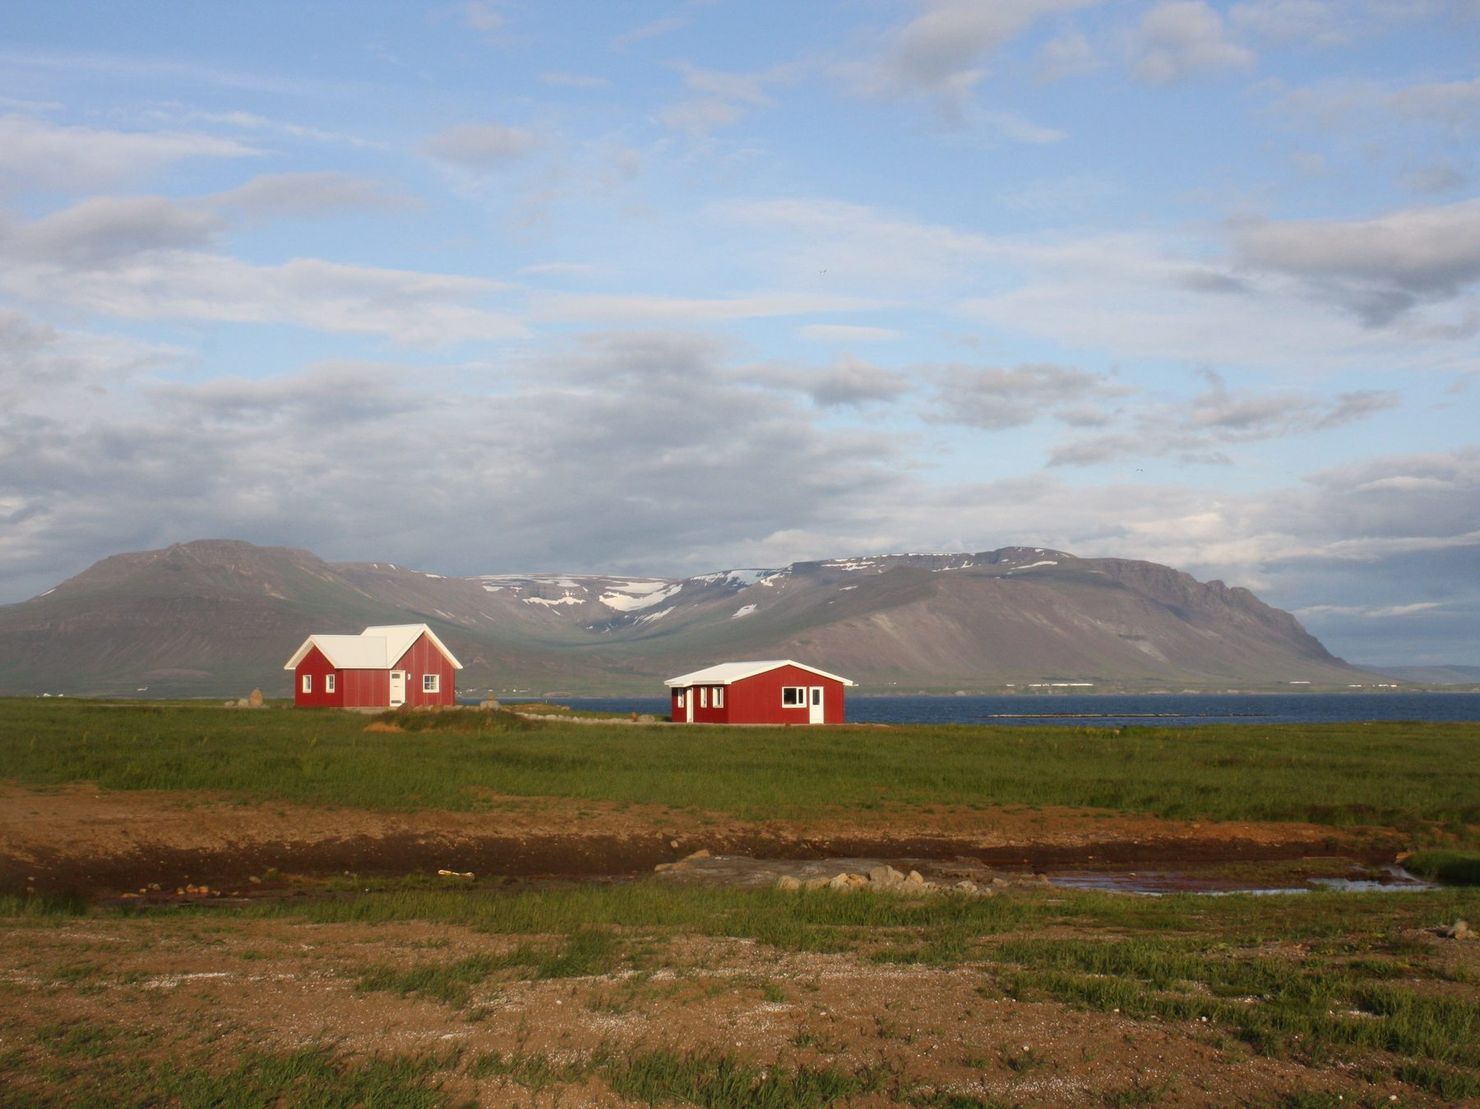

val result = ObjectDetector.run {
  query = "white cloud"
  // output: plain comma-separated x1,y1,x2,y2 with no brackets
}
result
211,172,409,219
1037,30,1100,82
840,0,1097,118
421,121,539,170
0,114,257,192
532,290,886,324
1233,198,1480,324
797,324,904,344
1130,1,1256,84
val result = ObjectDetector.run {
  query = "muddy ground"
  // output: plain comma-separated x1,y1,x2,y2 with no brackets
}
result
4,784,1466,1107
0,784,1401,900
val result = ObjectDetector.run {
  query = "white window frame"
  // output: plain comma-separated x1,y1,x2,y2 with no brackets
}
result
325,673,335,694
781,686,805,707
713,686,724,708
675,690,686,707
301,674,312,694
423,673,440,694
699,687,708,708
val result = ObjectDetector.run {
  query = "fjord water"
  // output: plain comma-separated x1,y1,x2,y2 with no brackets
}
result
549,691,1480,727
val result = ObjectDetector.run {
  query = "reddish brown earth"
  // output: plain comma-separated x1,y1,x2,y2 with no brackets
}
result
0,783,1399,900
2,785,1466,1106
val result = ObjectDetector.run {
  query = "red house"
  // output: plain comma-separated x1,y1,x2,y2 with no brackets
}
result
664,660,854,725
283,624,463,709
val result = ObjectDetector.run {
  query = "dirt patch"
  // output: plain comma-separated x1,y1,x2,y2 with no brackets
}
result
0,783,1401,900
1,915,1450,1107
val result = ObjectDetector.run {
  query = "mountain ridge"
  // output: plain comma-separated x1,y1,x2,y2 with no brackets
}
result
0,538,1380,697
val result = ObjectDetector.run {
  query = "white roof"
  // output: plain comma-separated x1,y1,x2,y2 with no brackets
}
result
664,659,854,687
283,623,463,671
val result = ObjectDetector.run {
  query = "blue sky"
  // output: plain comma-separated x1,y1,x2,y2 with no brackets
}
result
1,0,1477,665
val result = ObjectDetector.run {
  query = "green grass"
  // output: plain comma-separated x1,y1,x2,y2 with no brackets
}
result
355,928,621,1007
1405,850,1480,885
1,700,1477,838
9,1040,451,1108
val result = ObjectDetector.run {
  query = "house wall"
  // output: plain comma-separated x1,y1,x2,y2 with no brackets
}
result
293,646,344,708
673,664,846,724
671,684,730,724
340,668,390,709
393,632,458,707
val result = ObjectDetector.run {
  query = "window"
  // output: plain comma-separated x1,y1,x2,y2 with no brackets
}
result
423,673,440,693
811,687,821,706
781,686,805,707
301,674,312,694
713,687,724,708
675,690,685,707
699,687,708,708
325,673,335,694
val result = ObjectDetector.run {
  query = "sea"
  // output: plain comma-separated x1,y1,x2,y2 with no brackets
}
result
505,691,1480,727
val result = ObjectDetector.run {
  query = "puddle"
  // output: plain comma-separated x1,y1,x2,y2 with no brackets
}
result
654,854,1434,897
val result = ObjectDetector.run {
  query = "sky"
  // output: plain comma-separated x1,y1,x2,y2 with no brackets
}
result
1,0,1477,666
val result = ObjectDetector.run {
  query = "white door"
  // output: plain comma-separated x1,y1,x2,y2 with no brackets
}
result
389,670,406,707
685,688,694,722
808,686,825,724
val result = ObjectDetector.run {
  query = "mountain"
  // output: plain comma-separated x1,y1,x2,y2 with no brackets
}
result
1366,665,1480,687
0,539,1378,697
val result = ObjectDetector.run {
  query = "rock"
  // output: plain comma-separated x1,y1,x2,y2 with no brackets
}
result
639,714,657,723
247,876,262,885
437,869,474,879
906,870,925,885
827,873,857,892
654,862,674,873
247,688,264,707
802,877,831,891
480,697,501,709
680,849,712,863
776,875,802,891
1441,919,1471,940
868,865,905,886
953,880,981,895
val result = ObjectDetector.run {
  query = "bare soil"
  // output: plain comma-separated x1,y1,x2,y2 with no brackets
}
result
2,784,1466,1106
4,913,1463,1107
0,783,1400,899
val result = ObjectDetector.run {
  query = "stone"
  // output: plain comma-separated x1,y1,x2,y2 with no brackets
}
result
247,688,264,707
1441,919,1471,940
868,865,904,886
480,697,501,710
802,877,830,891
776,875,802,891
953,880,980,895
654,862,674,873
906,870,925,885
680,849,712,863
827,873,855,892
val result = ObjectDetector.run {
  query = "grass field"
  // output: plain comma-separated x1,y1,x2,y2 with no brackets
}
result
0,699,1476,840
2,699,1477,1105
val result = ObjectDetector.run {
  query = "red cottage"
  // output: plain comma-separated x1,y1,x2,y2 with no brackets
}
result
664,660,854,725
283,624,463,709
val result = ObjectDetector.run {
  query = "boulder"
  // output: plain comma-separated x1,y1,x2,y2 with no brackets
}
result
776,875,802,891
1441,919,1471,940
247,688,264,707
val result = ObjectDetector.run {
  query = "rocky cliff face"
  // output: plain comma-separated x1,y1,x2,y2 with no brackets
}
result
0,540,1371,696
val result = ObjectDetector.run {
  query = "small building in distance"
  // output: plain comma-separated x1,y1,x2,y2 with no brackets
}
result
283,623,462,709
664,659,854,725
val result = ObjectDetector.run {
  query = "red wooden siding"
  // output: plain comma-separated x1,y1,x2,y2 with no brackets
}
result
672,664,846,725
394,633,458,707
291,631,457,709
293,646,343,708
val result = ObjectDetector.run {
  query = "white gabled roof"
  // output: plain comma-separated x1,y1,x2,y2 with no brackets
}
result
283,623,463,671
664,659,854,687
